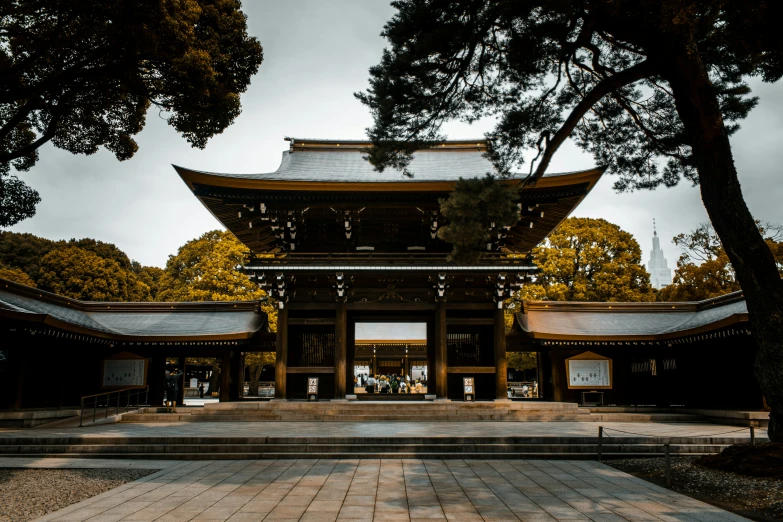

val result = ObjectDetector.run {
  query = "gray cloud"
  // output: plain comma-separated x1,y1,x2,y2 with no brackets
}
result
6,0,782,272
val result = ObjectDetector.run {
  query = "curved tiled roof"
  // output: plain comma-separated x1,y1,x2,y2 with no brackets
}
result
0,279,267,341
515,292,749,340
174,139,599,185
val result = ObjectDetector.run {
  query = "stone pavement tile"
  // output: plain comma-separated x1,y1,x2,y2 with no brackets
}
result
236,500,278,514
374,498,409,511
373,512,411,522
224,513,268,522
337,505,375,520
343,494,377,506
444,513,483,522
262,504,308,519
305,499,343,513
277,494,316,506
84,515,127,522
316,489,350,501
48,507,108,522
189,505,240,520
587,513,638,522
408,505,447,519
301,514,338,522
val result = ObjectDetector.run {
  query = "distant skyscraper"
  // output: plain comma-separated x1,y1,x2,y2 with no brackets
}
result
648,219,672,289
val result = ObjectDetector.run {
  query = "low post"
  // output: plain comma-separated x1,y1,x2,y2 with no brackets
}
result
750,426,756,445
79,397,84,428
664,443,672,487
598,426,603,462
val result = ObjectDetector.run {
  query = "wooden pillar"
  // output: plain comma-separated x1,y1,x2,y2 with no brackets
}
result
275,307,288,399
220,349,231,402
494,305,508,400
335,302,347,399
176,354,186,405
230,349,243,401
435,301,447,399
11,357,25,410
148,355,165,407
346,311,355,394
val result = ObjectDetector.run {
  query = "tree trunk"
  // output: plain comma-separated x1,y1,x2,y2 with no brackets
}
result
247,364,262,397
664,36,783,441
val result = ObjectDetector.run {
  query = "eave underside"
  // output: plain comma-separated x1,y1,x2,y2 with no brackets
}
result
190,181,593,262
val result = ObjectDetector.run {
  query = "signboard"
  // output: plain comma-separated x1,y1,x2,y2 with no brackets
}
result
463,377,475,402
307,377,319,401
101,352,148,389
565,352,612,389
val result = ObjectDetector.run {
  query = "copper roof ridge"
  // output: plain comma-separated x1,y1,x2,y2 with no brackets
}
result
520,290,745,314
0,277,261,313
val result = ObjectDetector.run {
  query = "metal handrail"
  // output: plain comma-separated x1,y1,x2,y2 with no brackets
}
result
79,386,149,427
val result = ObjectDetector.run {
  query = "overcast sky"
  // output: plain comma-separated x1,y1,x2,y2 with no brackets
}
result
7,0,783,270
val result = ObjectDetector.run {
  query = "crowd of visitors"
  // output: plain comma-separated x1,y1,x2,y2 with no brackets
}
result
354,373,425,393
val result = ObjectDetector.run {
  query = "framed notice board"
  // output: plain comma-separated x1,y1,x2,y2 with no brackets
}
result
101,351,148,389
565,351,612,389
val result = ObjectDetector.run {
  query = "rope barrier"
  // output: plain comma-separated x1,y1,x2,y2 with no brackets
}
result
600,426,758,438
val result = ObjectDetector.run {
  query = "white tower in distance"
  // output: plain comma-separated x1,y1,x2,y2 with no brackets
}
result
648,219,672,289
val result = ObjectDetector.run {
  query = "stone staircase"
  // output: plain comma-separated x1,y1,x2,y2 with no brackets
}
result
0,434,749,460
119,401,701,424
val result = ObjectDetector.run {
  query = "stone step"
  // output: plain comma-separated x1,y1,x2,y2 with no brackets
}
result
0,443,734,458
120,413,595,422
0,451,728,460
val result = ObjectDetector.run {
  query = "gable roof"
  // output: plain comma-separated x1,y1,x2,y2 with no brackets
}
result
0,279,268,341
515,291,749,341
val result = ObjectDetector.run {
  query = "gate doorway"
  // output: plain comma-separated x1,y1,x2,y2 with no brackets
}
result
353,322,428,396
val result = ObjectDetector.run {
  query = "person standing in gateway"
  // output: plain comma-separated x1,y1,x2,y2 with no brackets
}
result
164,365,184,413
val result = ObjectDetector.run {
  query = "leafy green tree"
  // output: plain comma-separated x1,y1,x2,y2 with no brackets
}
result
0,231,161,299
0,0,263,225
0,264,36,287
659,222,783,301
358,0,783,441
157,230,276,325
0,231,59,282
132,262,164,300
518,218,655,302
38,246,151,301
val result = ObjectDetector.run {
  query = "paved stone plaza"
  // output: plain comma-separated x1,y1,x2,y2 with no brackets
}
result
22,458,748,522
0,420,764,440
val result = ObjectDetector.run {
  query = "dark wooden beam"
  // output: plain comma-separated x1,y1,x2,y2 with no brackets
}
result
335,301,347,399
447,367,496,374
494,306,508,400
286,367,335,374
220,349,231,402
275,308,288,399
435,302,447,399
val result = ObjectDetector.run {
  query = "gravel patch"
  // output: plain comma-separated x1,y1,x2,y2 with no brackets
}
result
608,456,783,522
0,468,158,522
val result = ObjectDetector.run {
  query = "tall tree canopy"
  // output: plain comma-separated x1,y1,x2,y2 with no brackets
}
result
38,246,151,301
157,230,275,318
359,0,783,440
0,0,263,226
517,217,654,302
0,264,36,287
0,231,161,299
659,222,783,302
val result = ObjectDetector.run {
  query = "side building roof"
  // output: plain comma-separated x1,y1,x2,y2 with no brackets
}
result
514,291,749,341
0,279,268,342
